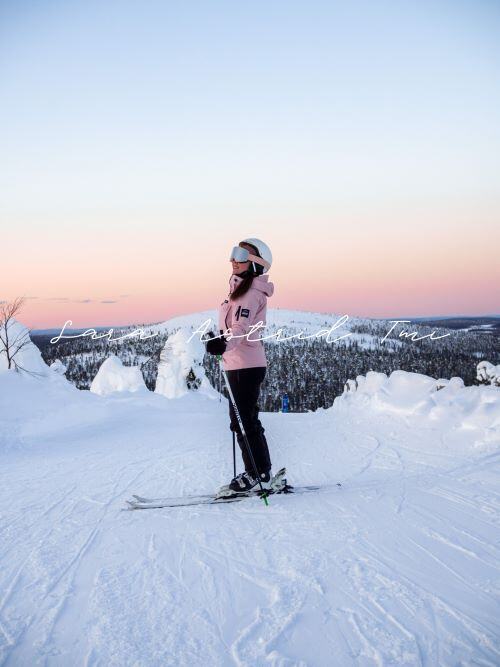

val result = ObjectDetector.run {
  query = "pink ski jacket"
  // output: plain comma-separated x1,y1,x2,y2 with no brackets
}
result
217,273,275,370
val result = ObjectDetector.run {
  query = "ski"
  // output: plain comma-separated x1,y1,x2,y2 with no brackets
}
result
125,467,341,510
131,482,341,506
125,483,321,510
130,467,290,506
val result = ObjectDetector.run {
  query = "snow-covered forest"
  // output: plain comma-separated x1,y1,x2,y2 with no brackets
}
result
34,310,499,412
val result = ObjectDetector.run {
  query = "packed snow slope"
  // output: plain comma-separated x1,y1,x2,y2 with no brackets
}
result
0,369,499,667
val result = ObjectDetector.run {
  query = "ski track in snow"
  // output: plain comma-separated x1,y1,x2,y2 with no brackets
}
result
1,394,499,666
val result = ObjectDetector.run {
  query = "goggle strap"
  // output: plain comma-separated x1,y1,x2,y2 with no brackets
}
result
247,253,270,271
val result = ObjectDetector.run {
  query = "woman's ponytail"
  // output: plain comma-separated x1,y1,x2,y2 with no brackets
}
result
230,271,254,301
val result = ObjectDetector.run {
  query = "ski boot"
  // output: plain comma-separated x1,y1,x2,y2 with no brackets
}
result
228,470,272,493
215,468,290,500
215,470,272,499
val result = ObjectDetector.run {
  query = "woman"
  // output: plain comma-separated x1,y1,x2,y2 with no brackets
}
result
205,238,275,492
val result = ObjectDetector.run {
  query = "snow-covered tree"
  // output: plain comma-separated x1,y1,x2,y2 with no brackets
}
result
0,297,32,372
50,359,67,375
0,298,48,376
155,328,215,399
477,361,500,386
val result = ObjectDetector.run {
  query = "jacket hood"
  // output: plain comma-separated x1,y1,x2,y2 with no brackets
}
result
229,273,274,297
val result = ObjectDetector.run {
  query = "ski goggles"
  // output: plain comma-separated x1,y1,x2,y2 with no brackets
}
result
229,246,270,271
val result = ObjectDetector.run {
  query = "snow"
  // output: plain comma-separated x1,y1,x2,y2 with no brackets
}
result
90,354,147,395
0,369,499,665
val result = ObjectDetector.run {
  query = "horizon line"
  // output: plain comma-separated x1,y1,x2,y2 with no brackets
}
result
29,311,500,333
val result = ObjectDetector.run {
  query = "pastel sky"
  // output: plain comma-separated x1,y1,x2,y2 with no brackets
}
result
1,1,499,328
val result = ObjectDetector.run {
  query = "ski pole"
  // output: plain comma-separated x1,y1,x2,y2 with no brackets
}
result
217,355,269,506
232,431,236,479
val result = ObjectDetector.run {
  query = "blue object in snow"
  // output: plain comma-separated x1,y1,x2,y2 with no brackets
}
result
282,393,290,413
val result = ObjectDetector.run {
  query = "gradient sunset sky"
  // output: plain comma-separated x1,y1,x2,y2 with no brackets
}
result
1,1,499,328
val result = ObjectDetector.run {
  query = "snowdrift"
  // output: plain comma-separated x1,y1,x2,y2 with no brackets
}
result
90,354,147,395
336,370,500,446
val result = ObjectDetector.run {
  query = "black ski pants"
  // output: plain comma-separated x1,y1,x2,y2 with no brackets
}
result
226,367,272,475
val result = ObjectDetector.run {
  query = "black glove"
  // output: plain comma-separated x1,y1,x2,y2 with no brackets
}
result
205,330,227,356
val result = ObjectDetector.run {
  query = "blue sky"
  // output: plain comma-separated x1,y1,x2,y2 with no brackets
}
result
2,0,499,211
1,1,499,326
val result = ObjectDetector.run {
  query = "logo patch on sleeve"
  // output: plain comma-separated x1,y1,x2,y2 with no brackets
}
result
240,308,250,318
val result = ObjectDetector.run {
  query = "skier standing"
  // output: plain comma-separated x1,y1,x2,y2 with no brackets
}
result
205,238,275,492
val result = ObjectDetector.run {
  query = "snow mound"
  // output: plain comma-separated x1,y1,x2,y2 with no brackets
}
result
336,370,500,445
155,328,217,399
342,370,438,412
50,359,67,375
0,319,49,376
477,360,500,386
90,355,147,395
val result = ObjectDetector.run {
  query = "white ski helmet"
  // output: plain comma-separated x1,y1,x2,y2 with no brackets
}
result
239,237,273,274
